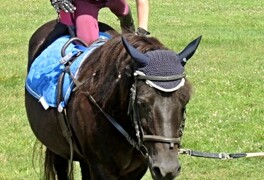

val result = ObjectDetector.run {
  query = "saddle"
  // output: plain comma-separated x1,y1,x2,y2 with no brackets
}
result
26,32,110,110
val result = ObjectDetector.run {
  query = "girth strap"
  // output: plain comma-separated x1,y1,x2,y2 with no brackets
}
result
57,109,74,176
56,57,85,176
57,71,74,176
55,37,90,177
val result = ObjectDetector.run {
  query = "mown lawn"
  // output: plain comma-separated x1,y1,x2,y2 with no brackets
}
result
0,0,263,179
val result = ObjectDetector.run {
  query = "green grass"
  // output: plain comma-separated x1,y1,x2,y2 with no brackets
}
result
0,0,263,179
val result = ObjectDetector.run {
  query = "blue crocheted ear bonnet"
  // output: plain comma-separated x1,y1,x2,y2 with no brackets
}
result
136,50,185,92
122,35,202,92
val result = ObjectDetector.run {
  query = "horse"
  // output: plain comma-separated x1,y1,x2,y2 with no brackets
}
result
25,20,201,179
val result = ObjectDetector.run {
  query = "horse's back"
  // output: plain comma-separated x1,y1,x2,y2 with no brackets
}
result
27,20,68,72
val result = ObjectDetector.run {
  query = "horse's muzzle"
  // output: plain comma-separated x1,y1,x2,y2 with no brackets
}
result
148,152,181,180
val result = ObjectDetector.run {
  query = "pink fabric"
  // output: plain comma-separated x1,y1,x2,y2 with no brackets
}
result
60,11,74,25
59,0,130,45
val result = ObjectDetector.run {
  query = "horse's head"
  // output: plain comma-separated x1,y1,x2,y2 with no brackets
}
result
123,35,202,179
76,34,201,179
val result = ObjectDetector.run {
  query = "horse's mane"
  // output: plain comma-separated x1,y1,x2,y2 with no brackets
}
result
78,34,168,107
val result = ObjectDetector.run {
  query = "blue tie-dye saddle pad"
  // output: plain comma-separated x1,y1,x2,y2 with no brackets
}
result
26,32,110,110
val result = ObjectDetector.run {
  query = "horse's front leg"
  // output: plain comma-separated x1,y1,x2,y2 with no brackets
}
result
80,161,91,180
53,154,71,180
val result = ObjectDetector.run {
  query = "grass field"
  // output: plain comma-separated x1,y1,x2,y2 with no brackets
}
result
0,0,263,179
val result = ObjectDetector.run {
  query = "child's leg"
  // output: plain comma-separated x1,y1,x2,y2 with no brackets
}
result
74,0,101,45
107,0,130,16
107,0,135,33
57,11,76,37
59,11,74,26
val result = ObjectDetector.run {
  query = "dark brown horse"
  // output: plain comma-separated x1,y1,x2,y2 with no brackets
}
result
25,20,201,179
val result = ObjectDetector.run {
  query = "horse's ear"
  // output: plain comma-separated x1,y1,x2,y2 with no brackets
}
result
121,36,149,67
179,35,202,66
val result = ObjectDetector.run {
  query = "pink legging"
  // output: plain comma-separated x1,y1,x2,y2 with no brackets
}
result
59,0,130,45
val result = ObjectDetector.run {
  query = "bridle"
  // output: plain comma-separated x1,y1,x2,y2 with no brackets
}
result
128,73,186,151
83,71,186,157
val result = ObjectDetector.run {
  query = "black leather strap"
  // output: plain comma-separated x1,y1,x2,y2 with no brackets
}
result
179,149,248,159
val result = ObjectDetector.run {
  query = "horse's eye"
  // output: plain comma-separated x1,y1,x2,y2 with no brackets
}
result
137,100,147,110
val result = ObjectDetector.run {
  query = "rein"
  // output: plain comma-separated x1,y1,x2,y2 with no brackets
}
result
82,90,149,157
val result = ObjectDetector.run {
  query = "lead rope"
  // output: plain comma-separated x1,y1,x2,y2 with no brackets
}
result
179,149,264,159
178,112,264,159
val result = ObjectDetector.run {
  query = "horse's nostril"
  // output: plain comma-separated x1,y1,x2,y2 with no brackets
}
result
152,166,162,177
